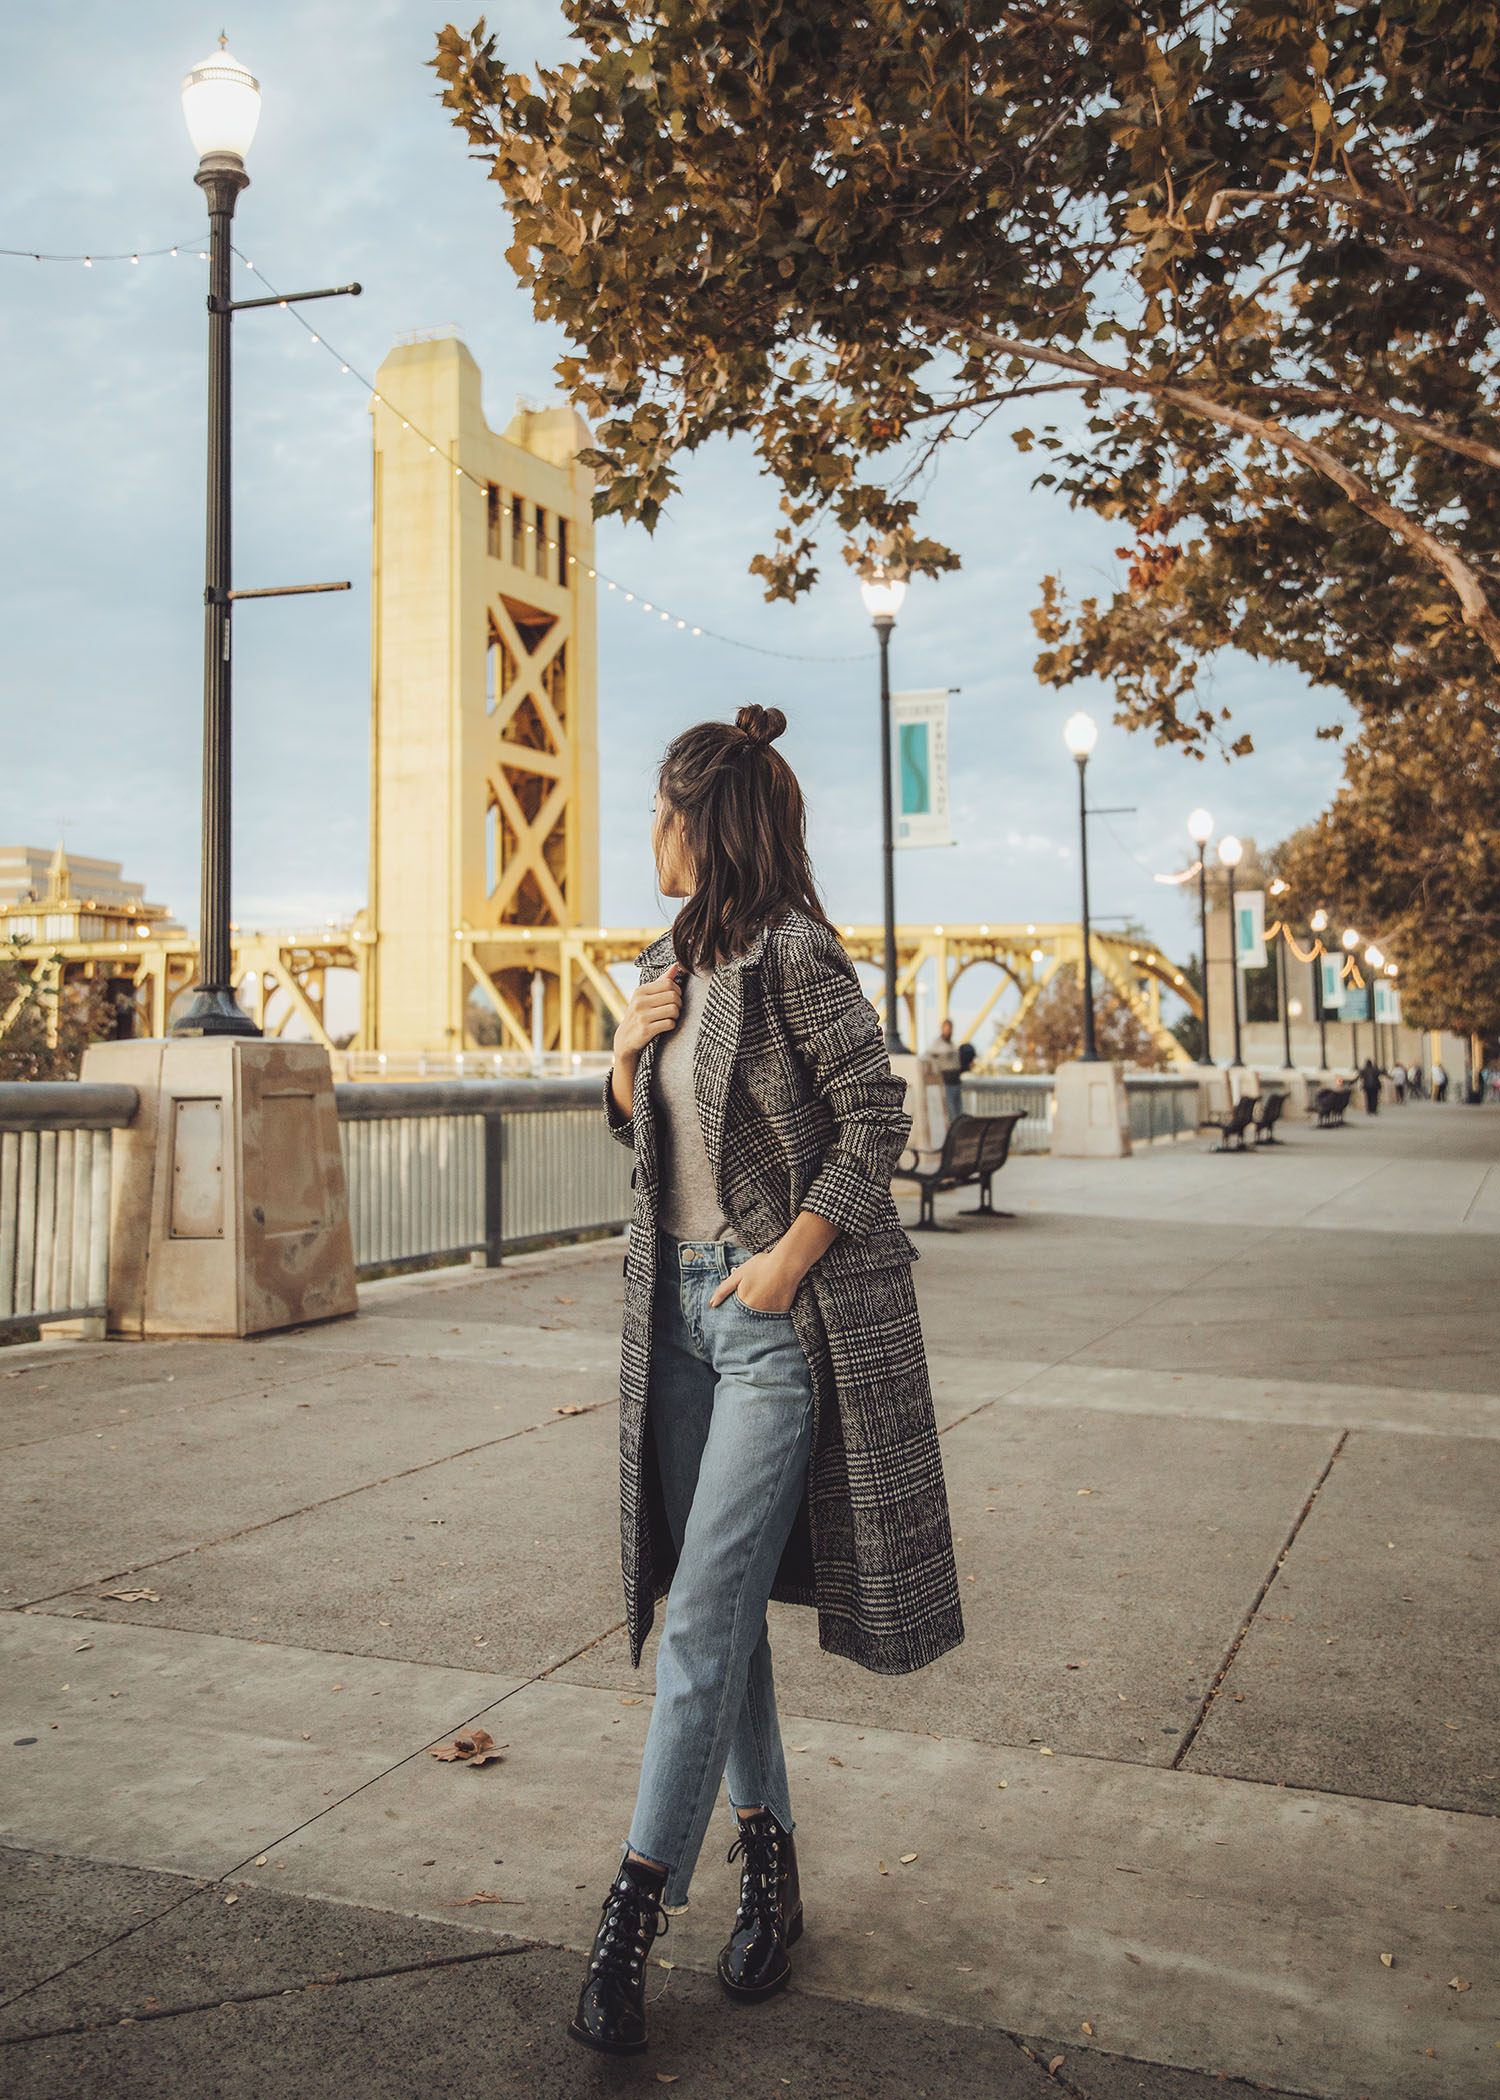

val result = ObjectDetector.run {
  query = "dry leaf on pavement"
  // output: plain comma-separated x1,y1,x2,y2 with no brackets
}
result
103,1589,160,1603
554,1404,587,1416
427,1728,506,1767
1380,1953,1394,1968
877,1860,889,1874
1448,1977,1470,1991
900,1853,918,1864
1049,2057,1064,2073
447,1890,522,1906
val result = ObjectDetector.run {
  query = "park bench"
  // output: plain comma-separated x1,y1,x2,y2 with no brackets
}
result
1252,1091,1287,1145
1203,1094,1257,1152
1314,1086,1353,1128
892,1111,1023,1231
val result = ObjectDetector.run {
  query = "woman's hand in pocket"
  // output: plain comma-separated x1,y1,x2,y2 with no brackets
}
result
710,1249,799,1314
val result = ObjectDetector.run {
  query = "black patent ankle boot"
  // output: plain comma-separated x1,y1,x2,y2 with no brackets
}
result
568,1855,670,2055
718,1810,803,2001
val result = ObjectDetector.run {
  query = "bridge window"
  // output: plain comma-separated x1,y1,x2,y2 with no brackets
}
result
557,517,569,581
534,506,549,578
486,484,503,560
510,495,524,565
485,801,500,896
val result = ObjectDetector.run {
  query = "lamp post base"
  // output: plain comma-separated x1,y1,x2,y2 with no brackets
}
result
172,987,261,1039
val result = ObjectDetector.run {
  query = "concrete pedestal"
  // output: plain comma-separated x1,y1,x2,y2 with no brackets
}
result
81,1037,357,1339
1051,1059,1131,1158
890,1053,948,1164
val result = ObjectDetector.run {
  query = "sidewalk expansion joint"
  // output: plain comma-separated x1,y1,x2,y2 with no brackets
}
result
12,1387,620,1616
0,1352,384,1457
1,1941,535,2047
1172,1428,1349,1771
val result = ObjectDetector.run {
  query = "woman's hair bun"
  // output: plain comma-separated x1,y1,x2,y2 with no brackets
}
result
735,704,787,745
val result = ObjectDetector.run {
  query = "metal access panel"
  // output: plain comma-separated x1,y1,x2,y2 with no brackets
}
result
169,1097,225,1239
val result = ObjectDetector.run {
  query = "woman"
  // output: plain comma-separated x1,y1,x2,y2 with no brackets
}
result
570,705,963,2057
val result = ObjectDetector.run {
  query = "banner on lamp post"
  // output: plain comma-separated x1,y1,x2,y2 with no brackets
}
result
891,691,952,848
1320,956,1346,1011
1234,889,1266,969
1374,981,1402,1025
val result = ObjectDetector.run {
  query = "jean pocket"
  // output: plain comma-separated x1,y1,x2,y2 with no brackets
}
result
730,1293,796,1322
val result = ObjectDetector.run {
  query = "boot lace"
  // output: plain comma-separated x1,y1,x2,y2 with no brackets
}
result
589,1870,670,1985
727,1818,781,1927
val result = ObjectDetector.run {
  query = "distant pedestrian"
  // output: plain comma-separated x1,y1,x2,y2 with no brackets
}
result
1360,1058,1382,1114
930,1017,964,1126
1407,1063,1423,1100
576,703,962,2057
1392,1061,1407,1104
1433,1060,1449,1103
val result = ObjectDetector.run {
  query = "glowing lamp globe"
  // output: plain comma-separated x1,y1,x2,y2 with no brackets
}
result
1341,927,1360,950
1063,711,1098,761
1186,807,1214,846
860,572,907,621
1217,835,1243,869
182,43,262,165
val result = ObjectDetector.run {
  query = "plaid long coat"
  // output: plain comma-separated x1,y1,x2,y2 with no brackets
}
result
605,909,964,1677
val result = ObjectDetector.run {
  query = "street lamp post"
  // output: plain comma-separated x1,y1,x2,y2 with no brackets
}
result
861,569,908,1054
1365,946,1385,1070
1187,807,1214,1064
1311,909,1329,1067
173,40,359,1037
1342,927,1361,1065
1270,880,1294,1069
1063,712,1100,1060
1218,836,1244,1068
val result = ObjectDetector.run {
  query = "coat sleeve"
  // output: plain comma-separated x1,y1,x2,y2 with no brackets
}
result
777,931,912,1239
602,1071,636,1149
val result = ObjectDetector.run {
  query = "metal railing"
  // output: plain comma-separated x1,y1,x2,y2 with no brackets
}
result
335,1076,631,1276
0,1083,136,1336
1124,1073,1204,1144
962,1070,1203,1150
960,1074,1055,1152
337,1049,613,1085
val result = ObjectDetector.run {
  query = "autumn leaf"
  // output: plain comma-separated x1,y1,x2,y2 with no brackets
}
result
900,1853,918,1864
102,1588,160,1603
1049,2058,1064,2074
428,1728,506,1766
554,1404,587,1416
446,1889,522,1906
1380,1953,1394,1968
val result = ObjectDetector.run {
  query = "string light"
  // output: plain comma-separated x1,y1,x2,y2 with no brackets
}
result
4,228,868,663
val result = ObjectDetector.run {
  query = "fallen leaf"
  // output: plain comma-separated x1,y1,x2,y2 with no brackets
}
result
1029,1877,1047,1885
555,1296,577,1304
103,1589,160,1604
1076,1489,1092,1496
72,1642,93,1653
554,1404,587,1416
1081,2021,1093,2035
1449,1977,1470,1992
446,1890,522,1906
1049,2058,1064,2074
899,1853,918,1864
877,1860,889,1874
427,1728,506,1767
254,1856,268,1867
619,1696,642,1706
1039,1747,1054,1756
658,1959,675,1971
657,2077,679,2085
828,1756,844,1767
996,1779,1007,1789
224,1894,239,1906
1380,1953,1393,1968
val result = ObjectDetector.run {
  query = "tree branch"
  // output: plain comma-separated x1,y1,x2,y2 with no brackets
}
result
941,320,1500,659
1260,385,1500,474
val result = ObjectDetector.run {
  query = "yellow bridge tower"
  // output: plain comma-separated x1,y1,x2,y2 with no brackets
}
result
363,329,601,1056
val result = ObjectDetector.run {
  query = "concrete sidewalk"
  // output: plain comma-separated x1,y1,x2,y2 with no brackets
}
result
2,1103,1497,2099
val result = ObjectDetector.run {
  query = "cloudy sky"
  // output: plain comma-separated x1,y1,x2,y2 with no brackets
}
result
1,1,1353,1027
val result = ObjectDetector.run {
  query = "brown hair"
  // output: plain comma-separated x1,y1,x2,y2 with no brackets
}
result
658,704,835,971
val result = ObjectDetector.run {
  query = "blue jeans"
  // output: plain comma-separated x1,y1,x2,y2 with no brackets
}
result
626,1233,815,1908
